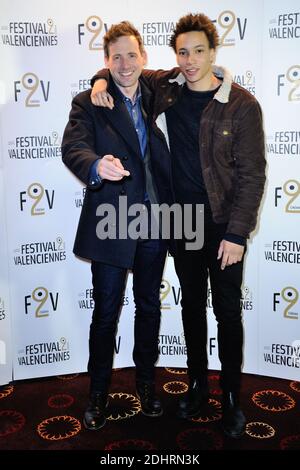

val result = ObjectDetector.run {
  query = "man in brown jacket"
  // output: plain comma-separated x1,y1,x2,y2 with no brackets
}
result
91,13,266,438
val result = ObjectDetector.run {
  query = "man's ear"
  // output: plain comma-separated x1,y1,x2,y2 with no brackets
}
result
104,55,109,67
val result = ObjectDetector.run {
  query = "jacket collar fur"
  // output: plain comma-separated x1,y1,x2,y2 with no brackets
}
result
168,65,233,103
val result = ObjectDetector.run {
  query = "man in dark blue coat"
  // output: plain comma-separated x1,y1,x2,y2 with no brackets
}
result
62,21,173,431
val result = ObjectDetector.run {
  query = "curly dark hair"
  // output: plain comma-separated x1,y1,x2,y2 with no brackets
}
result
170,13,219,51
103,21,144,57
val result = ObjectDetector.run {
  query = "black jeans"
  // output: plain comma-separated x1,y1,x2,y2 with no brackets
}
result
88,237,167,393
174,208,244,393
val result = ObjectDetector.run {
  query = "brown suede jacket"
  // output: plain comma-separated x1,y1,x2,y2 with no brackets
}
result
92,66,266,238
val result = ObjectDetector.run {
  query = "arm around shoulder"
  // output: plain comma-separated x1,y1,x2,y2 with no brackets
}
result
141,67,181,90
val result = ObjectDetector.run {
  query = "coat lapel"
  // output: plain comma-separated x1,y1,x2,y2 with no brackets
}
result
101,101,142,159
139,80,152,122
95,77,144,160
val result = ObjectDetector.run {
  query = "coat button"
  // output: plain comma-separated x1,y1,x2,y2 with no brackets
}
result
122,156,128,160
120,189,126,195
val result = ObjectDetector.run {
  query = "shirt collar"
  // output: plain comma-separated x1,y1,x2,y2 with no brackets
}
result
120,83,142,105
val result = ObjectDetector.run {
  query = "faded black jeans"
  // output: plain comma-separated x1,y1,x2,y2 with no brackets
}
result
174,207,245,393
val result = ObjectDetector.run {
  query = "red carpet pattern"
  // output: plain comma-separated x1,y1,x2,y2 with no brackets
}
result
0,368,299,454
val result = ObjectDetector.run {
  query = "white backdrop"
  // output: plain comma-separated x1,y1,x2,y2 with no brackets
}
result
0,0,299,386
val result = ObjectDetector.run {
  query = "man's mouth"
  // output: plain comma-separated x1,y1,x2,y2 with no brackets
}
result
185,68,198,75
119,71,134,77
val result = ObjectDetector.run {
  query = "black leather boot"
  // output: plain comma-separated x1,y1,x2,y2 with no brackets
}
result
136,382,163,417
221,392,246,438
83,392,108,431
177,378,209,419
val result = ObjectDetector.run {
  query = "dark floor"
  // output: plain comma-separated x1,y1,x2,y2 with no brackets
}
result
0,368,299,460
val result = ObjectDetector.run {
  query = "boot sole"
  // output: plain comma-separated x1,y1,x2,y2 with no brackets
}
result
140,409,163,418
177,397,209,419
136,391,163,417
83,416,106,431
222,424,246,439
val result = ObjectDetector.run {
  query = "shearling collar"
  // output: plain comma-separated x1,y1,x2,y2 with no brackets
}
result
168,65,233,103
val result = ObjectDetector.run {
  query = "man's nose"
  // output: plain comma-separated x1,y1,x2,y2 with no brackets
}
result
120,57,130,69
186,53,195,64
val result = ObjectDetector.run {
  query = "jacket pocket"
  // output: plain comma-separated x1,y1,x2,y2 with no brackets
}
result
213,120,234,164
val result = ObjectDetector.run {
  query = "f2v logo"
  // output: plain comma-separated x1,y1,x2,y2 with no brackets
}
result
14,73,50,106
274,180,300,213
273,287,299,319
78,16,107,50
217,10,247,47
277,65,300,101
25,287,59,318
20,183,55,215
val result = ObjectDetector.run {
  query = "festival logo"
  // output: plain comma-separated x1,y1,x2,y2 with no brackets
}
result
14,73,50,106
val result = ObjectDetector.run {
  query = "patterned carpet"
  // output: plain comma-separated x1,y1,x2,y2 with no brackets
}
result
0,367,299,459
